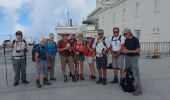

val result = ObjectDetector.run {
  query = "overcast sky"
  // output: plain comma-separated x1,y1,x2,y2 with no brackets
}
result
0,0,96,43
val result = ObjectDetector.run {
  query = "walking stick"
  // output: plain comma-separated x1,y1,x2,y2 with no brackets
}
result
3,44,8,86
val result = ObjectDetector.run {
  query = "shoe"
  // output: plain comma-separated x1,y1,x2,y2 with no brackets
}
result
72,75,77,82
69,72,72,77
64,75,68,82
92,75,96,80
43,78,51,85
102,78,107,85
50,77,56,81
96,77,103,84
80,74,84,80
36,80,42,88
89,75,93,80
22,80,29,84
13,82,19,86
133,91,143,96
110,76,118,84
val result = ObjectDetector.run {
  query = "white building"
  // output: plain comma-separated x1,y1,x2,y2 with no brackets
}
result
88,0,170,42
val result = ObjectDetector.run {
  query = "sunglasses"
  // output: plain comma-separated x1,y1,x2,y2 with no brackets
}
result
113,31,119,33
124,33,128,36
98,32,103,35
16,34,21,36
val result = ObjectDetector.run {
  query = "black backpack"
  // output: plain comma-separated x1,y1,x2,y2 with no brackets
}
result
32,44,40,61
120,69,135,93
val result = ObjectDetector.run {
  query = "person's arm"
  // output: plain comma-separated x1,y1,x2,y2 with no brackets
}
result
57,41,67,52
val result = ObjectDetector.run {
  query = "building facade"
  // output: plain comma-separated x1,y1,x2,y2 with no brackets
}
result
89,0,170,42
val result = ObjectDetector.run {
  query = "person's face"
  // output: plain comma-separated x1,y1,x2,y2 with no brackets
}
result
16,33,22,39
98,31,104,38
71,34,75,39
62,34,68,39
124,32,131,38
41,39,46,46
49,34,54,40
113,29,119,37
77,35,83,40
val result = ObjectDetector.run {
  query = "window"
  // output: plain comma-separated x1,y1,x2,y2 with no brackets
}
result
122,8,126,22
154,0,161,13
135,2,140,18
113,12,116,25
102,16,104,26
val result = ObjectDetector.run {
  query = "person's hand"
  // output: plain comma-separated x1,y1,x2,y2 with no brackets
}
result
37,64,42,70
122,48,129,54
75,51,79,55
112,53,117,58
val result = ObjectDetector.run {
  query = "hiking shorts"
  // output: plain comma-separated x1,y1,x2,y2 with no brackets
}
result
112,55,124,69
36,60,48,75
87,56,95,64
96,55,107,70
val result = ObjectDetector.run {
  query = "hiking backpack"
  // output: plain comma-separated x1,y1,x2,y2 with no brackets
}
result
32,44,40,61
120,69,135,93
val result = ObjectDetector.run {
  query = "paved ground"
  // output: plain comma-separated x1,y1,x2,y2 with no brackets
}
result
0,46,170,100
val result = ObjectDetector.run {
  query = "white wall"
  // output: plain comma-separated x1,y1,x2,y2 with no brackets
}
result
98,0,170,42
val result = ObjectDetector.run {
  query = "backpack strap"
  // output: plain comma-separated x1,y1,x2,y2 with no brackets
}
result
111,35,122,43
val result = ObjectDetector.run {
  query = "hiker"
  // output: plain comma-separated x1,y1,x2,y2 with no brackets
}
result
35,38,51,88
92,29,110,85
69,33,77,77
110,27,125,84
57,33,76,82
122,28,142,95
74,33,86,80
46,33,57,81
11,31,29,86
84,37,96,80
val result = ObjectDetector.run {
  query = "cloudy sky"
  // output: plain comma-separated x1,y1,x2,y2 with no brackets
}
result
0,0,96,43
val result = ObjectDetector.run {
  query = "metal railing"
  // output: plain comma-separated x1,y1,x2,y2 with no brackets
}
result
140,42,170,58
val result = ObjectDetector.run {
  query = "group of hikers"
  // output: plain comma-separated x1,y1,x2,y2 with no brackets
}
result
3,27,142,96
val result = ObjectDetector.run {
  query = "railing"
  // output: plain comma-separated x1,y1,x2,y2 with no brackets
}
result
140,42,170,58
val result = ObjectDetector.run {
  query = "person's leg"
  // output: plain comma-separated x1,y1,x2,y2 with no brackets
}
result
20,58,29,84
42,60,51,85
111,58,118,83
67,56,76,82
61,56,67,82
102,56,107,85
79,55,85,80
50,57,56,80
12,59,20,86
131,56,142,94
96,57,103,84
36,64,42,88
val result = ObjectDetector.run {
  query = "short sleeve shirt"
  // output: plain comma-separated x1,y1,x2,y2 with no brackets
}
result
12,40,27,57
46,40,57,56
35,45,47,60
124,36,140,56
110,35,125,51
58,40,71,57
92,37,110,54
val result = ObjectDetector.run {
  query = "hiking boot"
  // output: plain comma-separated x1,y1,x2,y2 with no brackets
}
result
69,72,72,77
43,78,51,85
133,91,143,96
92,75,96,80
72,75,77,82
76,74,79,81
89,75,93,80
96,77,103,84
13,82,19,86
110,75,118,84
22,80,29,84
64,75,68,82
50,77,56,81
80,74,84,80
102,78,107,85
36,80,42,88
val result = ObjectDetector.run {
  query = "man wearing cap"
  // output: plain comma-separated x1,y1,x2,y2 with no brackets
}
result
46,33,57,81
122,28,142,95
58,33,76,82
92,29,110,85
11,31,29,86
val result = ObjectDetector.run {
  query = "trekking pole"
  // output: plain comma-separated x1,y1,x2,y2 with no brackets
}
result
3,44,8,86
